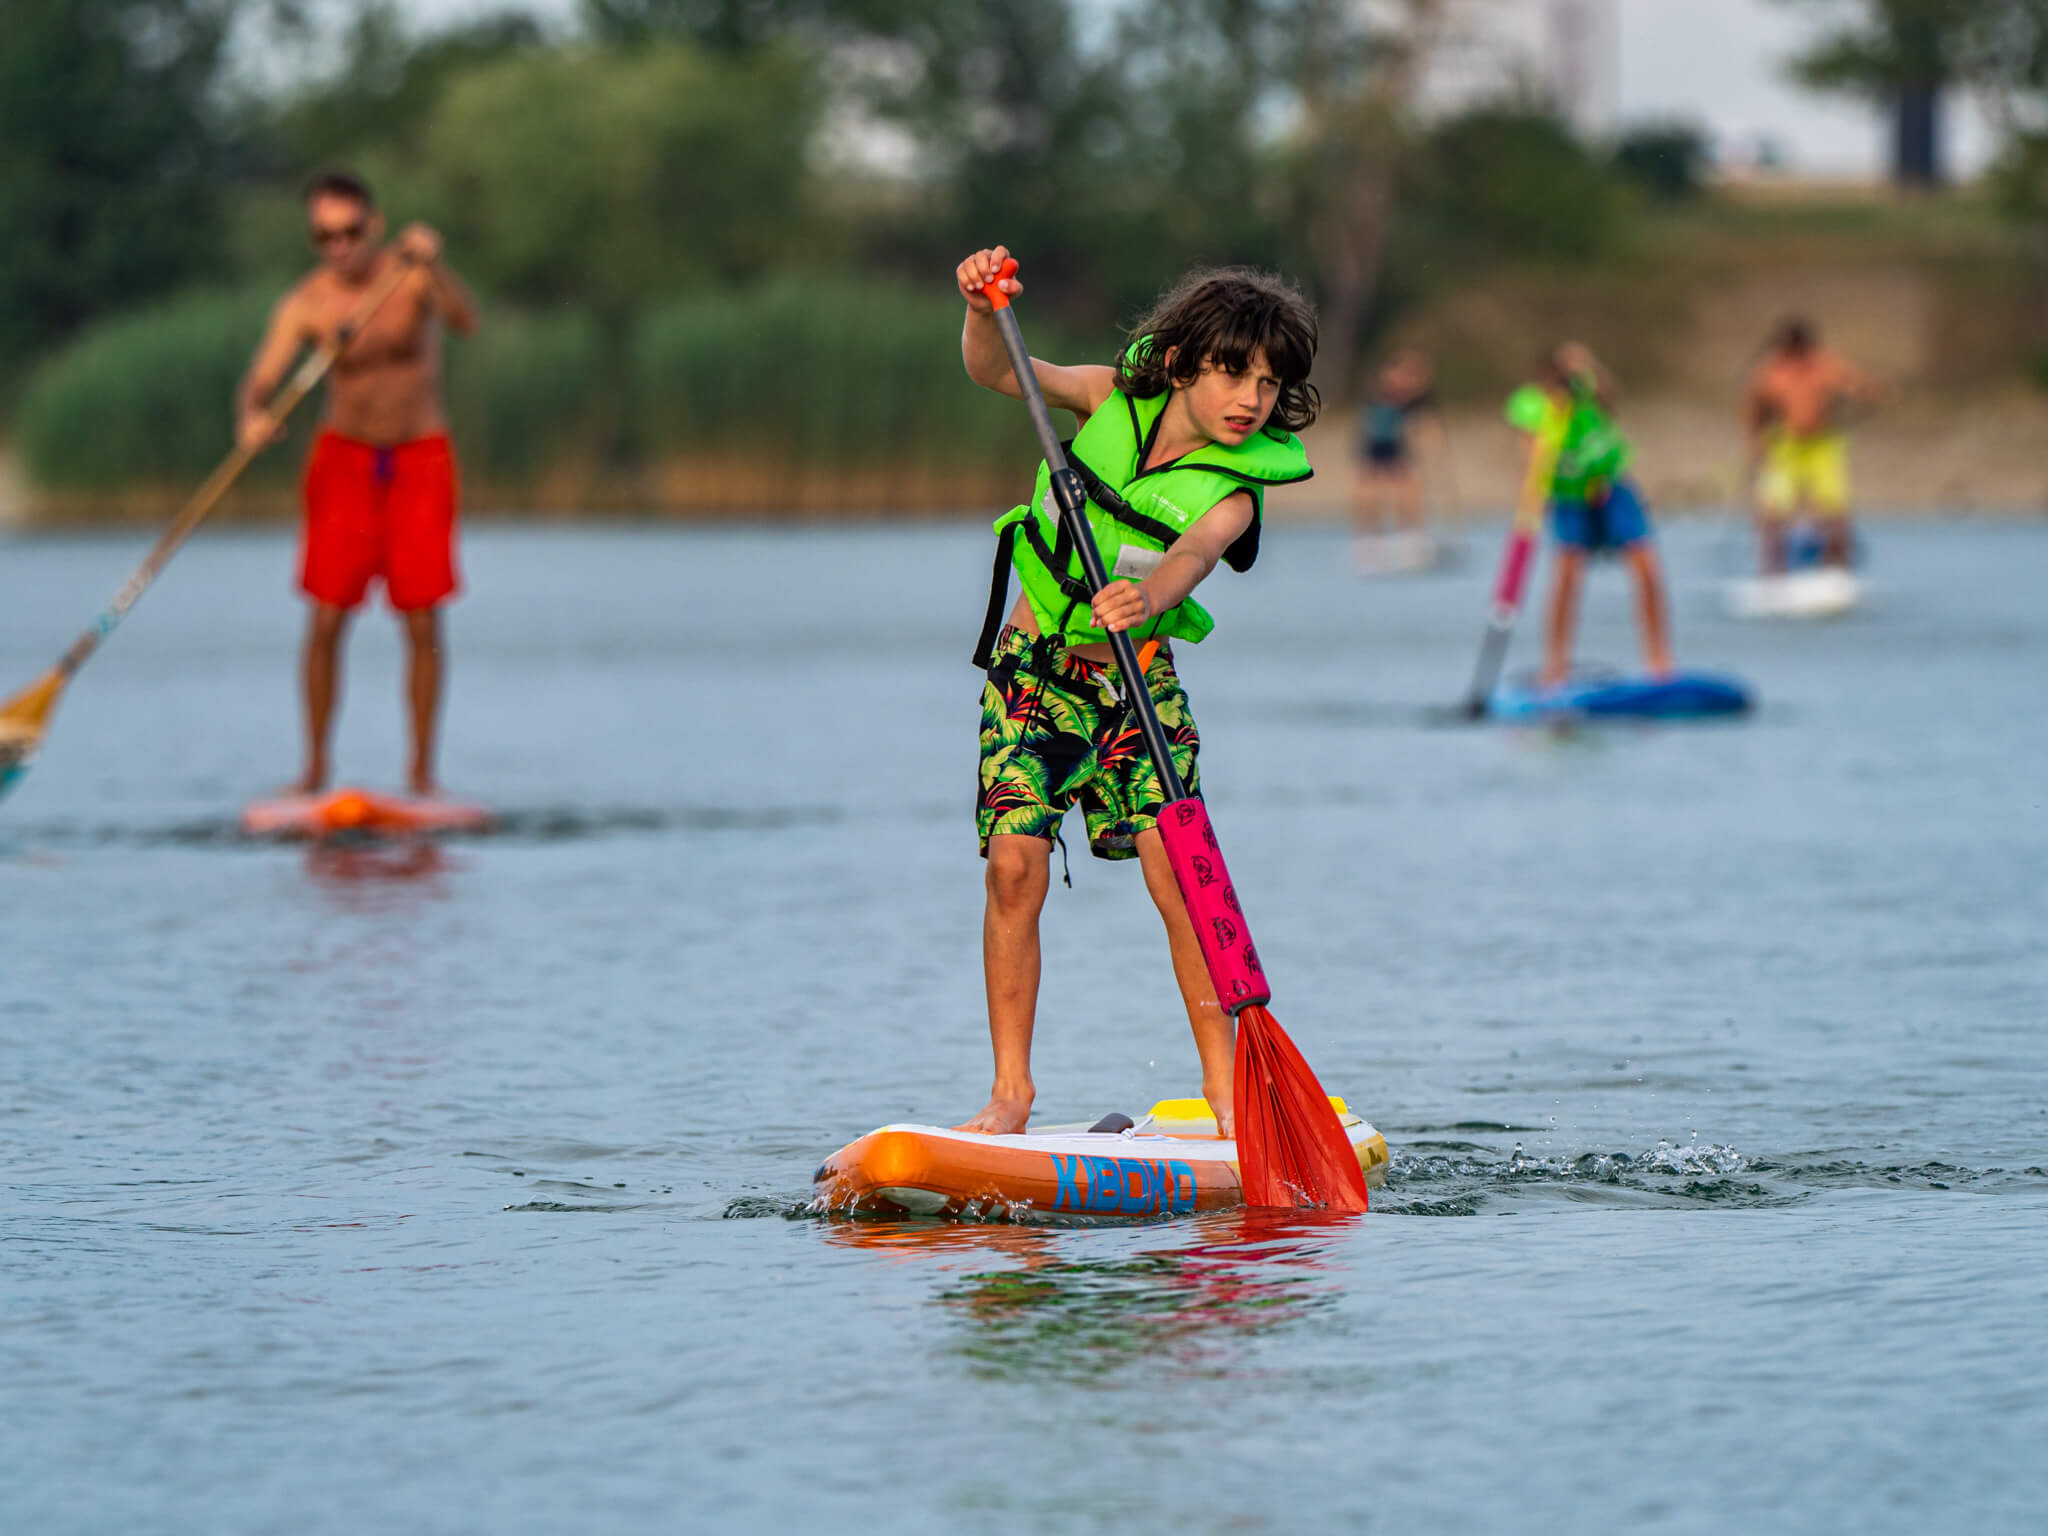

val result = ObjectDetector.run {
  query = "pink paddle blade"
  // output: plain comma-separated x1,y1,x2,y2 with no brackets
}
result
1234,1005,1370,1212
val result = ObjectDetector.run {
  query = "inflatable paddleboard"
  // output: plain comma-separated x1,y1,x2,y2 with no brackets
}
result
1725,567,1860,620
1489,670,1753,722
813,1097,1389,1221
241,787,491,840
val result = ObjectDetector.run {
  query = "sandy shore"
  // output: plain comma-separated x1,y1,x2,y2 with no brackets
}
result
0,445,25,528
10,397,2046,526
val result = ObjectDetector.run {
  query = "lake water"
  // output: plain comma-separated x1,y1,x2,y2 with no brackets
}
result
3,518,2044,1532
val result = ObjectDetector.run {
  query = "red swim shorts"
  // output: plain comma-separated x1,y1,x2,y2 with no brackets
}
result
299,431,461,612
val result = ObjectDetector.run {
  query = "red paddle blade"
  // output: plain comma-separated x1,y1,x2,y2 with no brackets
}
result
1233,1005,1370,1211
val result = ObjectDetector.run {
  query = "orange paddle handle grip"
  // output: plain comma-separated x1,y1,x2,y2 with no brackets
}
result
979,257,1019,311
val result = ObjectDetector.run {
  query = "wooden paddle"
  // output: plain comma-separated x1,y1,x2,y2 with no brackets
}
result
0,252,419,805
977,258,1368,1212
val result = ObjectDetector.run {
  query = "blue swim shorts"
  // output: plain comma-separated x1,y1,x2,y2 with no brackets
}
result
1550,477,1650,553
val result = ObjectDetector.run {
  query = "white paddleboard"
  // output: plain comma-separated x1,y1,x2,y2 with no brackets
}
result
1725,568,1861,620
1354,529,1440,576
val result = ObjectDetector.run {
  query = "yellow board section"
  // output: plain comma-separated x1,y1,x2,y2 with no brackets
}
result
1145,1096,1389,1190
1147,1095,1351,1122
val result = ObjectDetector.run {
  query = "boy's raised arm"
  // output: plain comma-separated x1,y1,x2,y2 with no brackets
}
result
957,246,1115,421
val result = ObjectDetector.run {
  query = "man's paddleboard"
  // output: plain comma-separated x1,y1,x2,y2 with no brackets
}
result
1489,670,1753,722
813,1097,1389,1221
1725,568,1860,620
241,787,491,839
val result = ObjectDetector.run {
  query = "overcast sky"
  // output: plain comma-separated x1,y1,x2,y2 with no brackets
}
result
393,0,1995,179
1616,0,1993,177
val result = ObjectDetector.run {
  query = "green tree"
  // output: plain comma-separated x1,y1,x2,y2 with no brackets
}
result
0,0,233,368
1967,3,2048,236
400,42,820,320
1417,106,1631,263
1613,122,1712,201
273,5,546,171
1775,0,1965,183
1274,0,1448,394
579,0,894,51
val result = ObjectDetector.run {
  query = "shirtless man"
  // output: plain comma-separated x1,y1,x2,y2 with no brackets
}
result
236,170,478,795
1744,316,1884,574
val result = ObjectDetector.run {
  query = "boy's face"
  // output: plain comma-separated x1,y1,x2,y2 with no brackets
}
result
1176,347,1283,447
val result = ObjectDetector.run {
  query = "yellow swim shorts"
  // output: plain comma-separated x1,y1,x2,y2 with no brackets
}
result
1758,434,1850,518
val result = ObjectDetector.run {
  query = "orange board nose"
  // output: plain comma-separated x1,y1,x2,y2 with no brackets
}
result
322,789,375,830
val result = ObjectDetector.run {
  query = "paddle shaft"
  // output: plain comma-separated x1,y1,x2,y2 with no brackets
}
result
980,280,1187,801
51,253,419,681
1460,526,1535,715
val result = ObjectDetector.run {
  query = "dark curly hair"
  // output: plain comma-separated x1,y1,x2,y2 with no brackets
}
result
1115,267,1321,433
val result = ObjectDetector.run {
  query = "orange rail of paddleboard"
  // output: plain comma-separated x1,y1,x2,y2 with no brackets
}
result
814,1116,1388,1221
241,788,491,839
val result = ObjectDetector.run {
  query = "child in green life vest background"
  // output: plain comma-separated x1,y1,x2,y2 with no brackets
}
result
1505,342,1673,688
952,245,1318,1138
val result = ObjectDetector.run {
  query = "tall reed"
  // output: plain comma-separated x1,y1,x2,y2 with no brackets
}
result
19,291,279,490
634,278,1061,494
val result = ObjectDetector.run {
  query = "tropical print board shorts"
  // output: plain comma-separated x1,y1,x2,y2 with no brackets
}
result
977,626,1200,861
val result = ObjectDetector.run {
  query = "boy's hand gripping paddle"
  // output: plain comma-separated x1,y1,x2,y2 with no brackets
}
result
977,257,1368,1211
0,252,420,805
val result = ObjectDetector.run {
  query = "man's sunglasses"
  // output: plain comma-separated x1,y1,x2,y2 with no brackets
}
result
309,219,370,248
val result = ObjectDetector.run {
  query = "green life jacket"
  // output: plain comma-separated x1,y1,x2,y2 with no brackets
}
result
973,385,1312,666
1504,378,1630,500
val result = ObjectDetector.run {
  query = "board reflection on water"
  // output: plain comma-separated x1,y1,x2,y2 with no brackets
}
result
822,1210,1359,1378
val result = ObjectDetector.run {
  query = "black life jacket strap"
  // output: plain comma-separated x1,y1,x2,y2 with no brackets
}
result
1022,518,1096,605
1071,438,1264,572
972,522,1020,670
1065,451,1182,548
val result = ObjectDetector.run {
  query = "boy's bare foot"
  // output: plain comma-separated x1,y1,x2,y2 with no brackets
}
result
956,1088,1034,1135
408,766,438,797
285,761,329,796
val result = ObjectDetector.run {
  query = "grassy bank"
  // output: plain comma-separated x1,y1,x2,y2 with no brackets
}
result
16,277,1072,523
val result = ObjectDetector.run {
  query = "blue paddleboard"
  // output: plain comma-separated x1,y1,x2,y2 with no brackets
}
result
1489,670,1753,722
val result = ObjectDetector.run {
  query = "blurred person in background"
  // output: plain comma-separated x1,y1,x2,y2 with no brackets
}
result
1744,316,1886,575
1350,348,1450,573
235,170,478,796
1505,342,1672,687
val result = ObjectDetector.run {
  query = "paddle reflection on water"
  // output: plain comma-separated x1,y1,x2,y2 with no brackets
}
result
821,1209,1363,1379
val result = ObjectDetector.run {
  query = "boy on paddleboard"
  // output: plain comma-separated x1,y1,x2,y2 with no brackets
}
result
1505,343,1672,688
236,170,478,795
955,247,1318,1136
